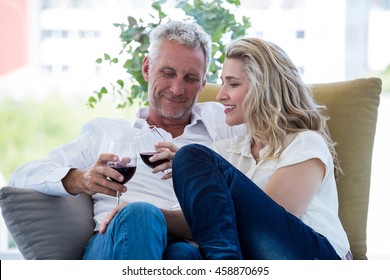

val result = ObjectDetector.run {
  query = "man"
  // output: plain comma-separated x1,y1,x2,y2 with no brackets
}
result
8,21,243,259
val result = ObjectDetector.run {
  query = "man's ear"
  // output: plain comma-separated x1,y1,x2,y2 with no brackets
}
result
142,56,149,81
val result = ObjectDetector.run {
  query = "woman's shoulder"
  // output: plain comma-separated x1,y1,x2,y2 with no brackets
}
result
280,130,331,166
290,130,328,149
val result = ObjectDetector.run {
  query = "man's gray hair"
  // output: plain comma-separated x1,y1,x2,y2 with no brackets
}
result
149,20,212,74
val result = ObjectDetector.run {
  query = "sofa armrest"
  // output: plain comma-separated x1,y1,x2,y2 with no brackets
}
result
0,186,95,260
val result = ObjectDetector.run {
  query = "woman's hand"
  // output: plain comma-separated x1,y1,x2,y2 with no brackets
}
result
99,202,128,234
151,142,179,180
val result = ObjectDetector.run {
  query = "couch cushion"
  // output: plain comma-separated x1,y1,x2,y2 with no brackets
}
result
311,78,381,260
0,186,95,259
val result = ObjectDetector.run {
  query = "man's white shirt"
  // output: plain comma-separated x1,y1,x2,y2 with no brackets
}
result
9,102,244,230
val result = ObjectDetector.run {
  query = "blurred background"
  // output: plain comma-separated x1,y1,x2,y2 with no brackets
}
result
0,0,389,259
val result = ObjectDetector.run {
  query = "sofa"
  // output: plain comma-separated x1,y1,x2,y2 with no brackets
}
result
0,77,382,260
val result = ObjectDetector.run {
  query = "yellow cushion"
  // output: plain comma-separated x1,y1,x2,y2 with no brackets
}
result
199,77,382,259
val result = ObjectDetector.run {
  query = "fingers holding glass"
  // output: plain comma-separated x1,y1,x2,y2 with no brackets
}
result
107,141,137,205
135,127,171,173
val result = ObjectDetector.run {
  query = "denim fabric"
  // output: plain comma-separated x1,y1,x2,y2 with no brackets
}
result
163,237,203,260
82,201,201,260
172,144,340,260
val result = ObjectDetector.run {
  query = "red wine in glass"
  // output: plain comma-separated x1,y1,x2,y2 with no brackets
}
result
140,152,170,168
107,140,137,205
136,127,171,174
107,162,137,184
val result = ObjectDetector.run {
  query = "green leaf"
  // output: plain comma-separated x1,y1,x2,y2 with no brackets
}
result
98,87,108,100
127,16,137,27
95,58,102,63
88,96,97,103
242,16,251,28
104,53,111,60
117,79,124,88
175,0,187,9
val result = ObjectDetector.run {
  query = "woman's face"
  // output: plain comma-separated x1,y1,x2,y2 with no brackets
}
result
217,58,249,126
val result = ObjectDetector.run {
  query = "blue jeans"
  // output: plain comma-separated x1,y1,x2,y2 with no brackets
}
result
82,202,202,260
172,144,340,260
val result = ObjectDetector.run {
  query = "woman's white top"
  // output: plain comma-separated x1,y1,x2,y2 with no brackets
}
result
214,130,350,259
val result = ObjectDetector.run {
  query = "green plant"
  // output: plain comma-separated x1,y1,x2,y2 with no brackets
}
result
88,0,251,109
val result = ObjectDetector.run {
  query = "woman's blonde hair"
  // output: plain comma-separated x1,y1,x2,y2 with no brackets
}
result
225,37,342,177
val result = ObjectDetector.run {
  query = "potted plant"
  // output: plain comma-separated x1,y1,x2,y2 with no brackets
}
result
88,0,251,109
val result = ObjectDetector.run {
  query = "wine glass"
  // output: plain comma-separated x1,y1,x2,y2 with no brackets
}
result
135,126,171,174
107,140,137,205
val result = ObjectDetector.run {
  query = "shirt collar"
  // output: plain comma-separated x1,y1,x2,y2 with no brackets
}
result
228,134,252,157
131,105,205,136
227,133,270,160
130,107,147,130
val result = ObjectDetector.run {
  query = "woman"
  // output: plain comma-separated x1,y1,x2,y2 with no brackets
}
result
171,37,351,259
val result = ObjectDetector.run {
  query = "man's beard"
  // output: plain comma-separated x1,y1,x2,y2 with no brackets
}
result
155,103,187,120
150,93,194,120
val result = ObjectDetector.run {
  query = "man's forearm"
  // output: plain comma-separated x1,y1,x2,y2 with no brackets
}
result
61,168,84,195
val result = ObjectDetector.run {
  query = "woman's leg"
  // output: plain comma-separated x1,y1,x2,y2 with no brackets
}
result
173,144,243,260
229,179,339,259
173,144,340,260
82,202,167,260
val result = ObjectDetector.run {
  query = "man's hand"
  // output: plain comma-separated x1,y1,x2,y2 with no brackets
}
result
99,202,128,234
62,153,127,196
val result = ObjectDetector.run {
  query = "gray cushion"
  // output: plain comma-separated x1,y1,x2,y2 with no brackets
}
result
0,186,95,259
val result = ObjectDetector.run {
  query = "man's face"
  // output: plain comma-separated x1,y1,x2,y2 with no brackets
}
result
143,40,207,122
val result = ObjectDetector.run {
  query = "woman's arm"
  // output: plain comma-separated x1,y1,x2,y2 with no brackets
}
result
263,158,325,218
